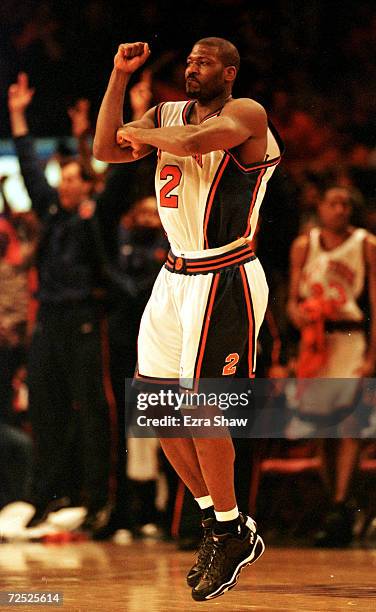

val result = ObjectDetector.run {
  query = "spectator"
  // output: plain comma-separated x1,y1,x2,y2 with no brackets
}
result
8,72,112,529
0,190,37,509
286,185,376,547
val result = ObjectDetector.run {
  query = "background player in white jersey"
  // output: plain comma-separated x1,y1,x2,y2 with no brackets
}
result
94,38,283,600
287,186,376,546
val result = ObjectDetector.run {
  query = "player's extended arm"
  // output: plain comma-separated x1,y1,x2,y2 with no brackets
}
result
93,42,155,163
117,98,267,157
287,235,310,329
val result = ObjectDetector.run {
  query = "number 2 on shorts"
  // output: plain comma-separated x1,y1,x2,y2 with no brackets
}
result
222,353,240,376
160,165,182,208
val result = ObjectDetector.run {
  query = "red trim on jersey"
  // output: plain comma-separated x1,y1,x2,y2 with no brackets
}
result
187,246,253,267
243,168,267,238
225,149,281,173
239,265,256,377
165,244,256,274
184,253,255,274
182,101,195,125
203,153,230,249
193,273,220,385
155,103,165,128
183,100,223,125
167,242,251,265
201,110,221,122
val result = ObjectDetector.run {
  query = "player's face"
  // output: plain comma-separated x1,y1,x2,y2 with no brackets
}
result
318,188,352,232
58,162,90,210
185,45,227,102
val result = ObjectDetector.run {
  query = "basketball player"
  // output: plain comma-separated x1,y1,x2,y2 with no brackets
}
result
287,186,376,546
94,38,283,600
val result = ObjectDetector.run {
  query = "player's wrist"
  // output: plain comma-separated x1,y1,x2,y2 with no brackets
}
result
112,66,132,82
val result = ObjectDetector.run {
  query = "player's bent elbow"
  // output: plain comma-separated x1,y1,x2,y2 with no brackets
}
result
92,139,104,160
92,139,109,162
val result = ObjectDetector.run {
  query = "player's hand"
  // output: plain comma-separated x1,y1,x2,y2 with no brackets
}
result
116,125,143,158
67,98,91,138
114,42,150,74
8,73,35,114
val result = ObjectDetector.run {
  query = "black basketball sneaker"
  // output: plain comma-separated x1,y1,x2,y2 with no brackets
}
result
186,516,215,587
191,514,265,601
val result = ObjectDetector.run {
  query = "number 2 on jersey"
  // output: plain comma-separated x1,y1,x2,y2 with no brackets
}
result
160,165,182,208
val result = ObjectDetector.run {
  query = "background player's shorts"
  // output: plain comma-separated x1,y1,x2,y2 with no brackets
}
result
135,241,268,390
286,330,366,438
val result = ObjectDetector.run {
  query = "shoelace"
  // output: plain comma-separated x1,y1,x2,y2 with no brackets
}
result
201,539,226,580
196,530,215,567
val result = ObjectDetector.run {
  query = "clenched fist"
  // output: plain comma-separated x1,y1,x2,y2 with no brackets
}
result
116,125,143,158
114,42,150,74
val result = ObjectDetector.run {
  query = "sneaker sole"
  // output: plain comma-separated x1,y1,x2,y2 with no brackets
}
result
192,534,265,601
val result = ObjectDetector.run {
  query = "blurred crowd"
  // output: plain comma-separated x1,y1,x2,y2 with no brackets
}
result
0,1,376,548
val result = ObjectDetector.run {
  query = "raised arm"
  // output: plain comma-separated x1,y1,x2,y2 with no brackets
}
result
8,73,56,215
93,42,155,163
116,98,267,158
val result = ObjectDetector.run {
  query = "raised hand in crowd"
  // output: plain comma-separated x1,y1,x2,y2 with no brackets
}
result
8,73,34,137
8,72,35,115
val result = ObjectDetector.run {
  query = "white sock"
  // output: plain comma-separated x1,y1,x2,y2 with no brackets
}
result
214,506,239,522
195,495,214,510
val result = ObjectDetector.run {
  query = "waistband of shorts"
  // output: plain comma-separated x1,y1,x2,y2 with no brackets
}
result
164,241,256,275
325,320,365,333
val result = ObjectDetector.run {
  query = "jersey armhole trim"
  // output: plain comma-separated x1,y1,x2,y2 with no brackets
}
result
154,103,165,128
224,118,285,173
225,149,281,173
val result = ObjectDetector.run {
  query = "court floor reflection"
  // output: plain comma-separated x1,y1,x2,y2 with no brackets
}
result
0,541,375,611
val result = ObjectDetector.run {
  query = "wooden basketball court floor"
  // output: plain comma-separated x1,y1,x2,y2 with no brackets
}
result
0,540,375,611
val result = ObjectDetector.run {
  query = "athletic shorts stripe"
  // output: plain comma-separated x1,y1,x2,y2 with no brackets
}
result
193,273,220,385
239,264,256,377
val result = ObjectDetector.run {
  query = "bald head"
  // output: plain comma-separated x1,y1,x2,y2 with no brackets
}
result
194,37,240,73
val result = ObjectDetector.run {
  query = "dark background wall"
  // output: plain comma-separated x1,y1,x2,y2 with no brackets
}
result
1,1,375,143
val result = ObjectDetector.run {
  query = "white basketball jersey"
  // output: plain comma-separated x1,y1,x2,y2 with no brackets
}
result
154,101,283,254
299,227,368,321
